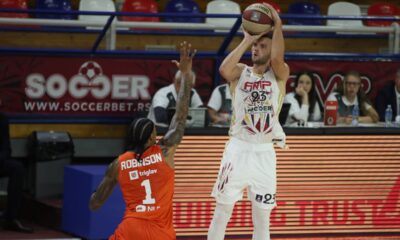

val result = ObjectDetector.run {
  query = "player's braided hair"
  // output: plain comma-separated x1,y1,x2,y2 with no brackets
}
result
126,118,154,163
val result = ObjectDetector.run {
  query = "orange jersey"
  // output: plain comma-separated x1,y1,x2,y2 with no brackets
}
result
113,145,175,240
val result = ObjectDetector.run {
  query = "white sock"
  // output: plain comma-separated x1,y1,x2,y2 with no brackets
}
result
252,205,271,240
207,203,234,240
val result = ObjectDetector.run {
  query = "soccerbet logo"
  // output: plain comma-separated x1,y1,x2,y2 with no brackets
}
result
25,60,151,100
79,61,103,80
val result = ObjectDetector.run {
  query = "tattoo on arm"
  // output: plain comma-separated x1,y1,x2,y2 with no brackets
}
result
159,41,196,163
89,158,119,211
162,71,192,148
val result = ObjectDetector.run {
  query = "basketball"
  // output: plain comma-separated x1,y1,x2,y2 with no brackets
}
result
242,3,273,35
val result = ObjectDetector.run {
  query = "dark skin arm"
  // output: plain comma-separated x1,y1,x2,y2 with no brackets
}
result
89,158,119,211
159,41,196,169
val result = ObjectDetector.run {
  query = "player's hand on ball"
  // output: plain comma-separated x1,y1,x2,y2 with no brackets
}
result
242,27,271,43
262,3,281,26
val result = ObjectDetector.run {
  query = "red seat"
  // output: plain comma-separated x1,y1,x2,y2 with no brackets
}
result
0,0,29,18
121,0,159,22
253,0,282,14
366,2,399,26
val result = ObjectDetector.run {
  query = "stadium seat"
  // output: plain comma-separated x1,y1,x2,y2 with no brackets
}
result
0,0,29,18
327,1,363,27
253,0,281,14
206,0,241,29
287,1,324,25
79,0,116,28
36,0,73,19
164,0,202,23
120,0,160,22
365,2,399,26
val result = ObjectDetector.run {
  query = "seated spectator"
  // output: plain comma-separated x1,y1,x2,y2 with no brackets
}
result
0,102,33,233
328,71,379,124
207,83,232,126
375,68,400,121
284,72,321,126
147,70,203,127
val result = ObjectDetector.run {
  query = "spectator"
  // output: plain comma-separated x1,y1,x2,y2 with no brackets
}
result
375,68,400,121
147,70,203,127
284,72,321,126
328,71,379,124
0,102,33,233
207,83,232,126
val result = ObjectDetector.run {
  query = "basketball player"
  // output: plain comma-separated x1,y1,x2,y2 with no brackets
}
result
89,41,196,240
208,3,289,240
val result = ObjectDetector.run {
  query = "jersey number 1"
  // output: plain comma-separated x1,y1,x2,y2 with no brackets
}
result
141,179,155,204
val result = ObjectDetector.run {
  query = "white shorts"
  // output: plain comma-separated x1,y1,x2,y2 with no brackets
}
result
211,137,277,209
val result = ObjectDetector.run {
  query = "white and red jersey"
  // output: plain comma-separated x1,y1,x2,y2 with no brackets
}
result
229,66,285,144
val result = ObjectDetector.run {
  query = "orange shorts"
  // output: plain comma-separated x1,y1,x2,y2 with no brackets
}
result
109,218,176,240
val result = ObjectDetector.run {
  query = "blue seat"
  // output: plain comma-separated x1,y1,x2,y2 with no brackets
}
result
164,0,202,23
36,0,73,19
287,1,323,25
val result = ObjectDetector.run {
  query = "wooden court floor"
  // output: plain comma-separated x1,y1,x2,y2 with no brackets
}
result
1,226,399,240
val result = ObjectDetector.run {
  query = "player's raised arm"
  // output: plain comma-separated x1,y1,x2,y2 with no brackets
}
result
159,41,196,168
219,26,273,85
89,158,119,210
265,3,289,83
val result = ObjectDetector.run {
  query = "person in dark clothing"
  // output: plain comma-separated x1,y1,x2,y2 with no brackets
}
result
0,110,33,233
375,68,400,121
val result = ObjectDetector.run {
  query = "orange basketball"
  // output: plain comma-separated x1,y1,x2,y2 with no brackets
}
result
242,3,273,35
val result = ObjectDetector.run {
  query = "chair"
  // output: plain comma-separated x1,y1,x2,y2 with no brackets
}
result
79,0,116,28
327,1,363,27
206,0,241,29
366,2,399,26
253,0,281,14
164,0,202,23
287,1,324,25
36,0,73,19
0,0,29,18
120,0,159,22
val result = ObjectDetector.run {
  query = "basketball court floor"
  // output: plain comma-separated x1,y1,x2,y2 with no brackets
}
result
0,222,399,240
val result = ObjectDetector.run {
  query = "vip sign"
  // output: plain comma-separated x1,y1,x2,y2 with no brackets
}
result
25,61,151,100
286,72,372,104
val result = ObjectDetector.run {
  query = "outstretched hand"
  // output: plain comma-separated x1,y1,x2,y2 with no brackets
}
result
172,41,197,75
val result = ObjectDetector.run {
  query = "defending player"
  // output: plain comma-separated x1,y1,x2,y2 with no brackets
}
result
89,41,196,240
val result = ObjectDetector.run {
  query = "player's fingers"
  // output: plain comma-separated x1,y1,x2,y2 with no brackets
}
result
181,41,188,57
186,43,192,58
190,49,197,59
262,2,272,10
179,42,185,57
254,31,267,40
171,60,179,67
